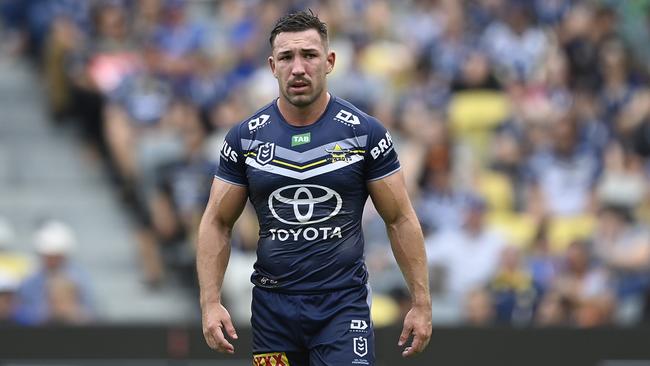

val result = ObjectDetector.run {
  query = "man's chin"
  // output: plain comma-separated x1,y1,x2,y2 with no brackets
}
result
287,94,315,107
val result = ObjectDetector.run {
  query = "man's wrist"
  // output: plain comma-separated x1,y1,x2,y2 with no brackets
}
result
200,294,222,308
411,294,432,309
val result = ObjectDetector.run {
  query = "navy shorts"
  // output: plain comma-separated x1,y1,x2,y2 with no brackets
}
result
251,285,375,366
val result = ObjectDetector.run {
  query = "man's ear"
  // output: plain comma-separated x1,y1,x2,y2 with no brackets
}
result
269,56,277,78
326,50,336,74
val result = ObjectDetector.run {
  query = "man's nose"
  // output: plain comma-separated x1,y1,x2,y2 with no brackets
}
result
291,57,306,75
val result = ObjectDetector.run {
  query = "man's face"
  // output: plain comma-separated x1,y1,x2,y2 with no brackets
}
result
269,29,335,108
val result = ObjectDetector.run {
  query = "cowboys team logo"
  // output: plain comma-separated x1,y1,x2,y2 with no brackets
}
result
325,144,353,163
353,336,368,357
268,185,342,225
256,142,275,165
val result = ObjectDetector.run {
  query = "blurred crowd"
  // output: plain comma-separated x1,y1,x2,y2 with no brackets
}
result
2,0,650,328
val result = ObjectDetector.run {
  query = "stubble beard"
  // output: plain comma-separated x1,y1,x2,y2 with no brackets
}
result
282,82,324,108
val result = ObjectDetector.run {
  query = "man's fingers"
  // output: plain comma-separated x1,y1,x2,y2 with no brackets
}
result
210,325,235,353
222,315,239,339
203,329,218,350
212,327,235,353
407,334,424,355
397,323,412,347
401,329,431,357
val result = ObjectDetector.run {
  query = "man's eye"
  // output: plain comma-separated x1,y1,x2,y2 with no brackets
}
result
305,54,316,59
279,55,291,61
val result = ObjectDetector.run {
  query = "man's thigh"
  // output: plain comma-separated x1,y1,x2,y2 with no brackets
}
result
251,286,375,365
251,287,302,353
251,287,309,365
308,286,375,366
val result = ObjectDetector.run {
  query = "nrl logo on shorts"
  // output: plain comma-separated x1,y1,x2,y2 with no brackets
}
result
256,142,275,165
353,336,368,357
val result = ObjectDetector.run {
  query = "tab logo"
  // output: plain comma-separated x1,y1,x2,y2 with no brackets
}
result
248,114,271,132
291,132,311,147
350,319,368,331
334,109,360,126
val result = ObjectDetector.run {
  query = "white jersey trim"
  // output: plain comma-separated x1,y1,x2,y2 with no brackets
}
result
245,155,364,180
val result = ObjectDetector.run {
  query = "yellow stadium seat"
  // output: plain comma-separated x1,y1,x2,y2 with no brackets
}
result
487,212,538,248
547,215,596,253
449,91,510,135
477,171,514,213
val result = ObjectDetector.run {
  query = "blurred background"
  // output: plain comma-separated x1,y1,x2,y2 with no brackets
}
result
1,0,650,363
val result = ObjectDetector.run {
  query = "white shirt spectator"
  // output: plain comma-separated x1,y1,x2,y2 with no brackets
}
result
426,228,506,302
527,148,600,216
481,21,547,81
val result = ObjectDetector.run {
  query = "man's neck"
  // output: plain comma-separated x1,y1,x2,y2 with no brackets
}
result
277,92,330,127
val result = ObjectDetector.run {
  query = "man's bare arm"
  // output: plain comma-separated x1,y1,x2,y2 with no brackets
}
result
368,170,432,357
197,178,248,353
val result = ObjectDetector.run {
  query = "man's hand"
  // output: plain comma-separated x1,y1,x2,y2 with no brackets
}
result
202,303,239,354
398,304,432,357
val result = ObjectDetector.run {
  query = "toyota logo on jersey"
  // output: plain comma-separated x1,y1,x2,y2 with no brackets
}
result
268,184,342,225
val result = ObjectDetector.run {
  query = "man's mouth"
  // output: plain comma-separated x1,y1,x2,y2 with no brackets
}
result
289,80,310,92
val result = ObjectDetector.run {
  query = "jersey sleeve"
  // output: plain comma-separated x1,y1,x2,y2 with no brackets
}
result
215,125,248,186
365,117,401,181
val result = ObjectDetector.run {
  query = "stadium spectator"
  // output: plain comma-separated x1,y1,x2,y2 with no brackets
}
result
593,205,650,324
525,109,601,221
544,241,614,327
15,221,95,325
463,288,495,326
426,195,507,322
0,272,19,325
487,246,537,325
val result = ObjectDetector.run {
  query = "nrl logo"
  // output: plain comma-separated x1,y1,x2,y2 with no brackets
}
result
353,336,368,357
325,144,353,163
256,142,275,165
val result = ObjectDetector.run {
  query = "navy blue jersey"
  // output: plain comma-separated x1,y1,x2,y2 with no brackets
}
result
216,95,400,292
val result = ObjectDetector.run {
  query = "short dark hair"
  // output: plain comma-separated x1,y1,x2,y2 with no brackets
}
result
269,9,328,48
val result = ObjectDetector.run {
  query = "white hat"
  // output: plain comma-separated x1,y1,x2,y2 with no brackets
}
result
34,221,76,255
0,217,15,249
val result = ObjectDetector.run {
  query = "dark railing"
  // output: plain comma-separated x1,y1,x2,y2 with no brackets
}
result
1,326,649,366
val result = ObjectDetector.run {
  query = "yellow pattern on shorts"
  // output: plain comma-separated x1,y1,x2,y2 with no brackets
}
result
252,352,290,366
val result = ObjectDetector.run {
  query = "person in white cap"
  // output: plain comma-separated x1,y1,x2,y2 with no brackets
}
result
14,220,95,325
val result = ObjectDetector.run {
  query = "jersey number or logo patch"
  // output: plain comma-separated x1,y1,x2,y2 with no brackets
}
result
253,352,290,366
335,109,360,125
291,132,311,147
268,184,342,225
248,114,271,132
350,319,368,331
256,142,275,165
353,336,368,357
